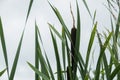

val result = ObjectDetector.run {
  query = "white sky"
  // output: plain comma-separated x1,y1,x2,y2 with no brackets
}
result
0,0,112,80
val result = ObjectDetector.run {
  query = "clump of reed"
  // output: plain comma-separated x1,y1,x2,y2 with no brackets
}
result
0,0,120,80
27,0,120,80
28,0,120,80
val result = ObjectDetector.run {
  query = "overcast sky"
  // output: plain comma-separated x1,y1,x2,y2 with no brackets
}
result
0,0,111,80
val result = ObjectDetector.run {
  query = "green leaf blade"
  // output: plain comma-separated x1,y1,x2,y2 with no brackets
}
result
84,22,97,77
48,2,71,40
9,30,25,80
28,62,50,80
110,64,120,80
0,69,6,77
0,17,9,77
25,0,34,24
95,32,112,80
82,0,92,18
50,29,63,80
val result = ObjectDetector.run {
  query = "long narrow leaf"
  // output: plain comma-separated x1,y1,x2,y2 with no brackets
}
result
35,22,40,80
36,24,55,79
37,45,50,79
25,0,34,24
65,35,73,80
45,53,55,80
28,62,50,80
75,0,81,59
0,69,6,77
98,32,109,79
62,27,66,73
36,24,55,80
48,23,64,42
82,0,92,18
93,10,96,25
84,22,97,77
50,29,63,80
115,11,120,42
0,17,9,77
109,64,120,80
95,32,112,80
9,29,25,80
48,2,71,40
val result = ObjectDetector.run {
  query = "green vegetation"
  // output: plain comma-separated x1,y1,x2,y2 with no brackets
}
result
0,0,120,80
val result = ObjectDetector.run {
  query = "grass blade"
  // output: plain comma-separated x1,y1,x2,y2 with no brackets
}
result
36,23,50,79
28,62,50,80
25,0,34,24
99,32,110,79
0,17,9,78
37,46,50,79
112,7,120,80
109,64,120,80
84,22,97,77
48,24,66,72
9,29,25,80
0,69,6,77
45,53,55,80
48,23,64,41
82,0,92,18
93,10,96,25
35,22,40,80
36,24,55,80
65,35,73,80
75,0,81,61
50,29,63,80
95,32,112,80
48,2,71,40
62,27,66,73
115,11,120,42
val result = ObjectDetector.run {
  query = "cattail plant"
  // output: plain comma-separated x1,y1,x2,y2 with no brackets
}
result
1,0,120,80
67,4,77,80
